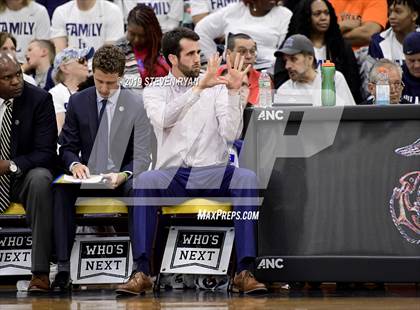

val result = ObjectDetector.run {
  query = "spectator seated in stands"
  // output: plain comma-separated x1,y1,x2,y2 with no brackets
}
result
273,0,362,103
369,0,420,67
329,0,388,100
50,0,124,52
329,0,387,49
23,39,55,91
0,0,50,63
0,32,36,85
49,47,93,134
362,58,408,105
0,50,57,293
401,31,420,104
115,4,170,93
218,33,261,106
275,34,356,106
195,0,292,69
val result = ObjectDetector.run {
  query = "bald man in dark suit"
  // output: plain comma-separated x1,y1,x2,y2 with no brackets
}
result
0,51,57,292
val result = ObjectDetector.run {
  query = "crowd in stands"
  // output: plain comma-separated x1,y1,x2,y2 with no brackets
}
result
1,0,418,105
0,0,419,296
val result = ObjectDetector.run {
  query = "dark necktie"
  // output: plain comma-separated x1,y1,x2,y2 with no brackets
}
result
0,100,13,213
95,99,109,173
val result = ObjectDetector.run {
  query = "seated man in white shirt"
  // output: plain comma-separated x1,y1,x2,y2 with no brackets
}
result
275,34,356,106
116,27,267,296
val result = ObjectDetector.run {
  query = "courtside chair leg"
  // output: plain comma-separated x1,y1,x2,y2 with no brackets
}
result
153,273,161,292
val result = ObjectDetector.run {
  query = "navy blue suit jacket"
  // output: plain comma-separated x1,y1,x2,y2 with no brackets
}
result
58,86,151,176
10,82,57,174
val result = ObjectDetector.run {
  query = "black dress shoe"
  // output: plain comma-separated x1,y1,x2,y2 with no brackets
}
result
51,271,70,291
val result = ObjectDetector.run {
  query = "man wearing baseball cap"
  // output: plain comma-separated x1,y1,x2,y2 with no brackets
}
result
274,34,356,106
402,31,420,104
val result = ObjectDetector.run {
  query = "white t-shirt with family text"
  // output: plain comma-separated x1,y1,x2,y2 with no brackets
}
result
0,2,50,63
191,0,240,16
51,0,124,50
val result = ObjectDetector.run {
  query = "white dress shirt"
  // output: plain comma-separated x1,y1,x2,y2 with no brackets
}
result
143,73,245,169
96,87,121,137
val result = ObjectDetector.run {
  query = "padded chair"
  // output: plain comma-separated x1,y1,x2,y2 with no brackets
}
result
0,199,129,278
153,198,235,289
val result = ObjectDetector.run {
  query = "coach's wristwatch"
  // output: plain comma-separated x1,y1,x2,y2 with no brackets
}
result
9,161,18,174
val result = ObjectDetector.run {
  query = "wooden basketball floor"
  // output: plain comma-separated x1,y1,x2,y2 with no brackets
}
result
0,283,419,309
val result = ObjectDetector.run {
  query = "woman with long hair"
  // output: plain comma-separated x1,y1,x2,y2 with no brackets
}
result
115,4,170,92
274,0,362,103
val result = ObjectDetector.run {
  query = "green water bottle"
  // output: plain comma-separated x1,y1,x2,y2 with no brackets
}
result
321,60,336,106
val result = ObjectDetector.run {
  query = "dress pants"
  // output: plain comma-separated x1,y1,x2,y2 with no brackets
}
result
11,168,54,274
53,180,132,264
131,164,259,273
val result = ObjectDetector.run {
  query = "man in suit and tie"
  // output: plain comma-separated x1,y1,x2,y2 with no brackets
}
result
0,51,57,292
53,45,151,290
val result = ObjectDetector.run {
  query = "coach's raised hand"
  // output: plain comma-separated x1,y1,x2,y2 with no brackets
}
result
195,53,227,91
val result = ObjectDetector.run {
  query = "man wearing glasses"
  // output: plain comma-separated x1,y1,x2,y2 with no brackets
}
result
218,33,261,106
365,58,408,105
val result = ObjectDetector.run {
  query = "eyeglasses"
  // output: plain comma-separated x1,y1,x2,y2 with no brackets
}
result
390,81,405,89
64,57,87,65
77,57,87,64
372,81,405,89
235,48,257,57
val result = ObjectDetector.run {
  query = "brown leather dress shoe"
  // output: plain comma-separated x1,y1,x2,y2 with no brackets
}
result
28,274,50,293
115,272,153,295
231,270,267,294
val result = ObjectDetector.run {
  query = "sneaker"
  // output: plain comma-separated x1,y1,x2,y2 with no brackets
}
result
231,270,267,294
115,272,153,296
28,274,50,293
51,271,71,291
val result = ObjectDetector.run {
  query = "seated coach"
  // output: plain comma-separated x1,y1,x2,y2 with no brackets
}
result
116,27,267,296
0,51,57,292
52,45,151,290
